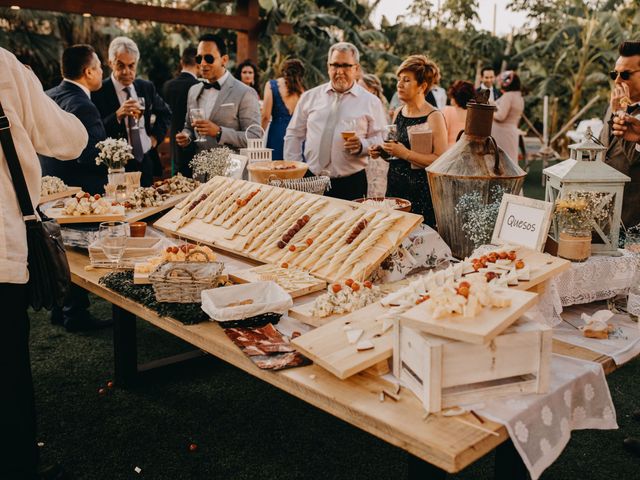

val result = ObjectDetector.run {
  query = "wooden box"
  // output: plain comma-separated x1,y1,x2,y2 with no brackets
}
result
393,318,551,414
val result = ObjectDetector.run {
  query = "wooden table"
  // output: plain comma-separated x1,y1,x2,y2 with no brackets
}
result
66,249,624,478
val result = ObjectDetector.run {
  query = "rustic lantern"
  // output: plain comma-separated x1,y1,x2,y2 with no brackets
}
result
543,128,630,256
427,101,526,258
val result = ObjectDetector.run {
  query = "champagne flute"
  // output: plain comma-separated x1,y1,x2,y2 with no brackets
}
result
190,108,207,143
99,221,127,271
136,97,146,129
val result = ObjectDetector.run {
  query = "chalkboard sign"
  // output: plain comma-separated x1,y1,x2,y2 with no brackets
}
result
491,194,553,251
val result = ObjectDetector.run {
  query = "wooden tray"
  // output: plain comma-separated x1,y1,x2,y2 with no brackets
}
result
291,302,394,380
154,178,422,283
229,265,326,299
45,205,126,224
125,193,187,223
510,248,570,291
39,186,81,205
399,288,538,345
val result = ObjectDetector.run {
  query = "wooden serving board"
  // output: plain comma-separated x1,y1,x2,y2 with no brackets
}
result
291,302,395,380
510,248,570,291
125,193,187,223
45,205,126,224
288,301,343,327
154,178,422,283
229,265,326,299
39,186,81,205
400,288,538,345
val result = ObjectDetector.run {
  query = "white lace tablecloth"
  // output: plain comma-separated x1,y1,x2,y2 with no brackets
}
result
474,354,617,480
553,310,640,365
365,157,389,198
551,249,639,306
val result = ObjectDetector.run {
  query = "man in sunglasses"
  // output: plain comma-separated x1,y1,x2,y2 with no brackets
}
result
599,41,640,229
283,42,387,200
176,33,260,151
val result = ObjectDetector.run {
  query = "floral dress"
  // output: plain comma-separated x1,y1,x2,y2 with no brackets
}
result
385,110,438,226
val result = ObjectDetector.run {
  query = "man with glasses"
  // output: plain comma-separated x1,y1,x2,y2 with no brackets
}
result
600,41,640,229
92,36,172,187
284,42,387,200
176,33,260,151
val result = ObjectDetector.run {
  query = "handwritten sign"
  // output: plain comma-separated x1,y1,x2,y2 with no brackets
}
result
491,194,553,251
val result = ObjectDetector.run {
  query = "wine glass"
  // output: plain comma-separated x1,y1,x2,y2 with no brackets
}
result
384,124,398,143
190,108,207,143
136,97,146,129
340,118,358,141
99,221,127,271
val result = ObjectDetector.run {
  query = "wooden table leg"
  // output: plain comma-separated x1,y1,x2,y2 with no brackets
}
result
113,304,138,388
407,453,447,479
494,439,529,480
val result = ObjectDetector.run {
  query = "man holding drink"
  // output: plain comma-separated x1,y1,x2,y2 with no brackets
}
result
284,42,387,200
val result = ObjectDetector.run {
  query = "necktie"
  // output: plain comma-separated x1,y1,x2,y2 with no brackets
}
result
124,87,144,163
202,81,221,90
317,91,342,173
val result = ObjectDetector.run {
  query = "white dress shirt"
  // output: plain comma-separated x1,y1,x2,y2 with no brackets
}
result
63,79,91,98
479,83,496,103
111,74,152,154
199,70,230,119
0,48,87,283
284,82,387,177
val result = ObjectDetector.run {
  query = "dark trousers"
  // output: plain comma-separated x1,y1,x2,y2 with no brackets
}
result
51,284,90,327
126,150,157,187
0,283,38,478
308,169,367,201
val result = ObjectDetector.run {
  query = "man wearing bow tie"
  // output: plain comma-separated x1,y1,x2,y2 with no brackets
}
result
600,41,640,229
176,33,260,151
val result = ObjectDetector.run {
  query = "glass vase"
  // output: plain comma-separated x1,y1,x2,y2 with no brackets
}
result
557,226,591,262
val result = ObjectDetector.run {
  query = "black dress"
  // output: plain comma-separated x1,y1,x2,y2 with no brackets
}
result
385,110,437,226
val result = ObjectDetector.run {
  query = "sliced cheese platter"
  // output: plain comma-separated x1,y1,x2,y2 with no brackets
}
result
154,177,422,283
45,205,126,224
229,264,326,299
39,186,82,205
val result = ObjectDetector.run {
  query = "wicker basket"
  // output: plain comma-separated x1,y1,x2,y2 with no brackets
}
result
149,261,226,303
268,176,331,196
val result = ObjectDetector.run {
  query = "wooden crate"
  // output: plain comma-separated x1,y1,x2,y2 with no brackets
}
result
393,318,551,414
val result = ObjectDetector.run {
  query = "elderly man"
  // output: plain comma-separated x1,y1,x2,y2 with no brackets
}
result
92,36,171,186
0,47,87,480
600,41,640,229
175,33,260,152
162,46,200,176
41,44,107,194
284,42,387,200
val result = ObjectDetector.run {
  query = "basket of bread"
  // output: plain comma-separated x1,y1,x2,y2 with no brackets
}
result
148,244,228,303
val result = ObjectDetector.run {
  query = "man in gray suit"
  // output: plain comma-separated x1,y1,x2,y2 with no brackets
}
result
175,33,260,151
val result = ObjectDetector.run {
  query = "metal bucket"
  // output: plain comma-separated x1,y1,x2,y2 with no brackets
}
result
427,102,526,258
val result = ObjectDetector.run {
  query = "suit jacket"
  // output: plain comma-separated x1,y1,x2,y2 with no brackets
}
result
182,74,261,150
91,77,171,148
40,81,107,194
476,86,501,101
162,72,199,173
600,105,640,228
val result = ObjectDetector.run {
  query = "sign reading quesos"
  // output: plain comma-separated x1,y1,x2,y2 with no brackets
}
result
491,194,553,251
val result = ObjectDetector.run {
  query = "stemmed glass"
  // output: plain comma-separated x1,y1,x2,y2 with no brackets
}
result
340,118,358,141
136,97,146,129
384,124,398,143
99,221,127,272
190,108,207,143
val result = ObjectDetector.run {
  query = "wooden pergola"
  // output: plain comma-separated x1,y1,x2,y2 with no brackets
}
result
0,0,293,61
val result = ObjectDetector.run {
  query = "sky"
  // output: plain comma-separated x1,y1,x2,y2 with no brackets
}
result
371,0,530,36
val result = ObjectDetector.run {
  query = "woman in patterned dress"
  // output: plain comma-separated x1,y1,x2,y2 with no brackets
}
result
368,55,448,226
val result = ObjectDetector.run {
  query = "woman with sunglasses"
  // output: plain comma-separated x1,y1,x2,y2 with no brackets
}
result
492,70,524,163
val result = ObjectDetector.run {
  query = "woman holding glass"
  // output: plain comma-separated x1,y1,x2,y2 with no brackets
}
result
369,55,448,227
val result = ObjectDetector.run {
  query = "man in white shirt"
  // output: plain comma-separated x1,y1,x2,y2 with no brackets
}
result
0,47,87,479
476,66,501,103
283,42,387,200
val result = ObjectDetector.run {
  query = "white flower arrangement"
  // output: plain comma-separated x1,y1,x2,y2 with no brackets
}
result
455,185,507,249
189,147,234,180
95,137,134,170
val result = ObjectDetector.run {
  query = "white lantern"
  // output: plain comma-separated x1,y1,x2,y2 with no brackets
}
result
239,124,272,164
543,128,630,256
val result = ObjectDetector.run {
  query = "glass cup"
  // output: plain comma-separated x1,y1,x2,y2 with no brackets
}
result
99,221,127,271
190,108,207,143
136,97,146,129
129,221,147,238
384,124,398,143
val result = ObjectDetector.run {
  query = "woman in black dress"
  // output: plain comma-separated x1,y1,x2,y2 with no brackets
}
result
369,55,448,227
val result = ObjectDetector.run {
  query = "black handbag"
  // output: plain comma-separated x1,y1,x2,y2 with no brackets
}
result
0,100,71,310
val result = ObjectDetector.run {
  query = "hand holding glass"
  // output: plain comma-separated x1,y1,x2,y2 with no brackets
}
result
190,108,207,143
136,97,146,129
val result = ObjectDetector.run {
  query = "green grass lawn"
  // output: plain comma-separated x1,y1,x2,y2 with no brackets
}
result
29,159,640,479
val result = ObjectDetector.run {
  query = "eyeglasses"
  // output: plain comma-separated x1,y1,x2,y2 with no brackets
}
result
329,63,356,70
196,54,216,65
609,69,640,81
